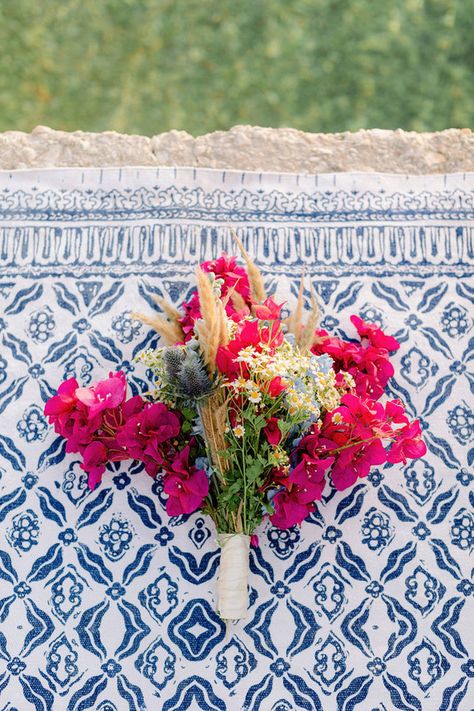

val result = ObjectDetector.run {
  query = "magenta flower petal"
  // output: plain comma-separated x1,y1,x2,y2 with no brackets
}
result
270,490,312,529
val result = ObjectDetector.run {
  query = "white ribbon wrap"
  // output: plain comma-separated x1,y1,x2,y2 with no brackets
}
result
216,533,250,620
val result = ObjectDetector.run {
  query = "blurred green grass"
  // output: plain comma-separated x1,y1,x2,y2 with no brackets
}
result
0,0,472,135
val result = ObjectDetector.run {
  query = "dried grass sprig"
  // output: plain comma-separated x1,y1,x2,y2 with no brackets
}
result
217,300,230,348
195,267,219,370
230,227,266,302
229,290,247,313
299,285,321,353
196,268,217,327
152,294,182,323
131,311,183,345
285,274,305,339
194,267,230,371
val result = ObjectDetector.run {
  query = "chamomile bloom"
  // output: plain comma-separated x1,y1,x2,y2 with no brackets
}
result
332,412,343,424
269,448,290,468
247,387,262,404
237,346,257,364
233,424,245,438
232,376,248,390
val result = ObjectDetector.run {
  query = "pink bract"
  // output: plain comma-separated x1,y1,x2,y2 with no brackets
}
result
350,315,400,351
81,441,108,489
117,402,181,477
263,417,282,446
270,488,314,529
75,371,127,418
164,468,209,516
44,377,79,417
253,297,284,320
387,420,427,464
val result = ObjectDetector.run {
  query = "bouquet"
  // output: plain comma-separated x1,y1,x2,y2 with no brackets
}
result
44,234,426,621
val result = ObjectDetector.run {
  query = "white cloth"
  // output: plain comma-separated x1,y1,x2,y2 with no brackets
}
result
0,167,472,711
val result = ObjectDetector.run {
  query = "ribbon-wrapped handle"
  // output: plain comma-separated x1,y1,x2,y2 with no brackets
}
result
216,533,250,620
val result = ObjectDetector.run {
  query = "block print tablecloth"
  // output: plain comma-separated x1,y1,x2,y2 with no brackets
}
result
0,167,473,711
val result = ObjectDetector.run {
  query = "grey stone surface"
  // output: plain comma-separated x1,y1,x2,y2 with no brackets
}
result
0,124,473,172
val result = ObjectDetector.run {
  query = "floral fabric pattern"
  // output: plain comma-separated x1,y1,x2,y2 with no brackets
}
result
0,167,472,711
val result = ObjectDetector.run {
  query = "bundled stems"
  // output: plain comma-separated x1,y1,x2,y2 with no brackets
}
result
198,389,229,484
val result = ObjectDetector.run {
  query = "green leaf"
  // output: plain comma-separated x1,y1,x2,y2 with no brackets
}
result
262,500,275,514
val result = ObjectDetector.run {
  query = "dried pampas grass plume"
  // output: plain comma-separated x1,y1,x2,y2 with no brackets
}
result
229,289,247,313
193,269,230,483
151,294,182,323
131,311,184,346
285,276,321,352
195,267,229,371
230,227,266,302
131,291,185,345
196,268,217,327
286,274,305,338
217,300,230,348
299,285,321,353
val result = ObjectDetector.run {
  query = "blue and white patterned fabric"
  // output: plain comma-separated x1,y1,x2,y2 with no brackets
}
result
0,167,472,711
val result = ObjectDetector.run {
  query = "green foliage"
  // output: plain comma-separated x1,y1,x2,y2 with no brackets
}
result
0,0,472,134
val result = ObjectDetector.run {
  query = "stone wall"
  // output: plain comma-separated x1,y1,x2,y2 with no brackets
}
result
0,125,473,172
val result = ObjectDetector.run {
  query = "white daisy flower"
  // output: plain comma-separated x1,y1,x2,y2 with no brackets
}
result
233,424,245,438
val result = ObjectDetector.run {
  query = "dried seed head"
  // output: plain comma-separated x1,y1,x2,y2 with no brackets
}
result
152,294,182,323
163,347,186,379
196,267,217,328
299,286,321,353
131,311,183,345
229,290,248,312
230,227,266,302
177,351,213,398
286,275,305,338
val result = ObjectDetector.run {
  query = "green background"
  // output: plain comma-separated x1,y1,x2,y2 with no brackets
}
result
1,0,472,135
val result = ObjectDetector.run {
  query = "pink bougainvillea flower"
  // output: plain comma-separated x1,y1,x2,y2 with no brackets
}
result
81,440,108,490
270,488,314,529
331,439,387,490
75,371,127,418
117,402,181,477
253,297,284,321
216,345,243,379
385,398,410,425
387,420,427,464
250,534,259,547
142,402,181,443
44,377,79,418
350,315,400,352
202,254,251,301
288,454,332,502
162,443,209,515
266,376,287,397
169,443,194,476
312,317,400,401
263,417,282,446
63,406,102,453
216,319,284,379
163,468,209,516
